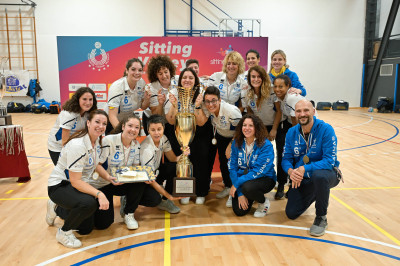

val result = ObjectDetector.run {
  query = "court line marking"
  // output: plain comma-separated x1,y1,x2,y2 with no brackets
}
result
0,197,48,201
69,232,400,265
331,194,400,246
164,212,171,266
27,155,51,159
36,223,400,265
338,118,399,151
334,115,373,129
6,190,13,194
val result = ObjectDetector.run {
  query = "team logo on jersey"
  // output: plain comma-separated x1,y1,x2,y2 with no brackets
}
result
88,42,110,71
124,96,129,104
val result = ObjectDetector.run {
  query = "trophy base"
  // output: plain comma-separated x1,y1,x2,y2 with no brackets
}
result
172,177,196,197
0,115,12,126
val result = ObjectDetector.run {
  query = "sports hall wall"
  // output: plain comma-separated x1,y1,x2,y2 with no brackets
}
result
4,0,367,107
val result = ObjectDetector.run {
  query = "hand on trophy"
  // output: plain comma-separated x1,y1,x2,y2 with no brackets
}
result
194,94,203,109
157,89,166,105
181,146,191,156
169,93,178,109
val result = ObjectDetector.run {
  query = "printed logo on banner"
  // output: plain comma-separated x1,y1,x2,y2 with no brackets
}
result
4,70,29,95
95,93,107,102
6,75,25,92
69,84,87,91
88,42,110,71
218,45,234,56
88,83,107,91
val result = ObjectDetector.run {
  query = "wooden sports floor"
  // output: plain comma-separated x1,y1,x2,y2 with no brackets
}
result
1,109,400,265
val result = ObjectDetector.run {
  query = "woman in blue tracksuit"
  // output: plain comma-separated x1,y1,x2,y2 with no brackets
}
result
269,49,306,96
228,113,276,217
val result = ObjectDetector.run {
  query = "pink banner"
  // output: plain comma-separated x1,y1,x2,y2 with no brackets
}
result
57,36,268,106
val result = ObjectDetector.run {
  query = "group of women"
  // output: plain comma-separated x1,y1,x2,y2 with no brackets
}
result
46,48,307,248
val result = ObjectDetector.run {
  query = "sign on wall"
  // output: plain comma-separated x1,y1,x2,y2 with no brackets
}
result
57,36,269,108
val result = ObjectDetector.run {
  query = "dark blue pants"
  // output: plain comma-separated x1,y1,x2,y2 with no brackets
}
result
285,169,339,219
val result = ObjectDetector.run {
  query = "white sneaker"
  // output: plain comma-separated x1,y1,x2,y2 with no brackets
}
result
195,197,205,205
226,195,232,208
254,198,270,218
157,199,181,214
56,228,82,248
180,197,190,205
46,199,57,226
124,213,138,230
120,196,126,218
216,187,230,199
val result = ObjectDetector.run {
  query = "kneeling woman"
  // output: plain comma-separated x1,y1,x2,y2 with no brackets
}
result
47,110,109,248
95,114,180,230
228,114,277,217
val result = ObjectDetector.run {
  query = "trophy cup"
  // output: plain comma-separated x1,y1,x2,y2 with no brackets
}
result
172,86,197,197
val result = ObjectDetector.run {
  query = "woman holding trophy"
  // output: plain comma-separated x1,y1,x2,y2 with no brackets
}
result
166,68,213,205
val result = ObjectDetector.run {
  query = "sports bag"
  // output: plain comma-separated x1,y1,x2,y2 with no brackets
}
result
332,100,349,110
316,102,332,110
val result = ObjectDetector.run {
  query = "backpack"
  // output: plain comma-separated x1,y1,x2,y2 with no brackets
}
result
376,97,393,113
316,102,332,110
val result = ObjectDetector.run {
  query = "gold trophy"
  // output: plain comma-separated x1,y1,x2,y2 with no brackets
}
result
172,86,197,197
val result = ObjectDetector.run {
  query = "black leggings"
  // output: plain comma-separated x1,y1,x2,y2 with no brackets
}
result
208,132,233,188
48,181,98,235
267,120,292,187
232,177,276,216
95,183,161,230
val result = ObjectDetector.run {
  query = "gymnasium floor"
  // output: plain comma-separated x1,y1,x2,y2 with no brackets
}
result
0,109,399,265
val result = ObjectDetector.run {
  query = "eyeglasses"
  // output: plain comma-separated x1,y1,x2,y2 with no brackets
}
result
204,99,219,105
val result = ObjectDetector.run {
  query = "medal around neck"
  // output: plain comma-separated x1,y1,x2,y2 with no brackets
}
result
173,86,197,197
303,155,309,164
212,138,217,145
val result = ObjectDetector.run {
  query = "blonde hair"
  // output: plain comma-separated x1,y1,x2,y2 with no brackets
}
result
246,66,272,107
222,51,245,75
269,49,289,73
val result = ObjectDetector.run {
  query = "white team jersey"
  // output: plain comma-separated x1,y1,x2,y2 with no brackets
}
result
147,78,178,116
89,133,141,188
107,77,146,114
47,111,88,152
140,135,172,172
242,92,278,126
203,100,242,138
279,93,305,124
48,134,101,187
207,72,248,105
240,70,249,82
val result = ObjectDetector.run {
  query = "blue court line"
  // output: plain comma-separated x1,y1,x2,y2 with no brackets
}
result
71,232,400,265
27,155,51,159
339,117,399,151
